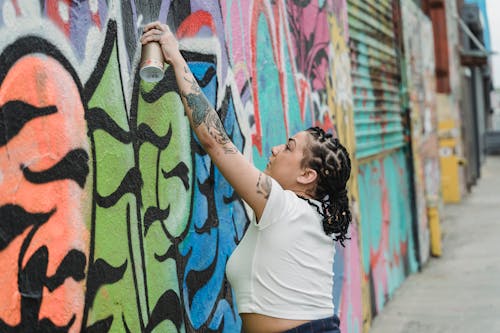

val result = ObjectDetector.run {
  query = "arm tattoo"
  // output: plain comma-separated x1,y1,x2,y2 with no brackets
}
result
182,66,209,127
256,173,272,199
181,67,238,154
183,66,201,93
204,112,238,154
182,91,211,127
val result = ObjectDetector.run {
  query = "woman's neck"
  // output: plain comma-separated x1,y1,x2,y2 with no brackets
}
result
293,190,312,198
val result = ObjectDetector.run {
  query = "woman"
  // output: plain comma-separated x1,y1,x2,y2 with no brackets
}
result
141,22,351,333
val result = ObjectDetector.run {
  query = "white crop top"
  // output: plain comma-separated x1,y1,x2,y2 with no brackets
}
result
225,178,335,320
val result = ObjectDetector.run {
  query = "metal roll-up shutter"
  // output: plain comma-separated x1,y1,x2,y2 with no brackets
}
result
348,0,405,159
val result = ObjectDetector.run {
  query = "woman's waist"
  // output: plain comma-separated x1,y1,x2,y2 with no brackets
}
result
240,313,310,333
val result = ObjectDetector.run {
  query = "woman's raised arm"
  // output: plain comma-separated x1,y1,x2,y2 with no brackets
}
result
141,22,271,220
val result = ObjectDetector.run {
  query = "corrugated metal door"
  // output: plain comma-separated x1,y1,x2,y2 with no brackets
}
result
348,0,405,159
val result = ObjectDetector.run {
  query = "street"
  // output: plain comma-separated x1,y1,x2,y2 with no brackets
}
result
369,156,500,332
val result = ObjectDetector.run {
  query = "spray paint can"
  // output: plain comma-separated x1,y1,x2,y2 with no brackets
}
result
140,42,164,82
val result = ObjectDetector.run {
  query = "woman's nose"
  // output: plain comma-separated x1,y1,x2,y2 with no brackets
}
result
271,144,284,156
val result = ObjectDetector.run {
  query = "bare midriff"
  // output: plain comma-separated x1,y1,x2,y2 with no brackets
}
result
240,313,310,333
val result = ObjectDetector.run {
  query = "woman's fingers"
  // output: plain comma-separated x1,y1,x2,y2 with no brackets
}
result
146,28,163,35
140,32,160,44
143,21,162,32
140,35,157,44
143,21,171,34
140,23,173,44
140,27,168,44
141,28,162,39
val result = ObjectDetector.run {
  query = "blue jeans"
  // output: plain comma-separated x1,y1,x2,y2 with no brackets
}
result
282,315,341,333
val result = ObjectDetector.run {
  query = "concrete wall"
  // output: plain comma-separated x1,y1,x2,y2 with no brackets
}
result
0,1,364,332
401,0,443,262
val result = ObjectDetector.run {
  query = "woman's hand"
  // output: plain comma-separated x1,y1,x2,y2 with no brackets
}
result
140,21,182,65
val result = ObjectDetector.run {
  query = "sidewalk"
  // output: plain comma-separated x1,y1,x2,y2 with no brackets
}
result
369,156,500,333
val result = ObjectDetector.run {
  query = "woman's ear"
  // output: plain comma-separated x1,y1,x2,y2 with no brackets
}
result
297,168,317,185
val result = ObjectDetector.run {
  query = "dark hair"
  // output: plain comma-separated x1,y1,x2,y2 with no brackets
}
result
300,127,352,246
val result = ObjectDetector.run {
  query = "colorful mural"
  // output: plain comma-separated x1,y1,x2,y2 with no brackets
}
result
357,151,419,318
0,0,362,332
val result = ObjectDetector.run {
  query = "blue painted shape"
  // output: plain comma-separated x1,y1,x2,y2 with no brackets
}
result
387,151,418,274
179,60,246,332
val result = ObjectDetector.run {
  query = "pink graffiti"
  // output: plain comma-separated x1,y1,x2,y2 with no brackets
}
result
11,0,21,16
339,225,363,333
222,0,334,153
286,1,330,91
220,1,253,92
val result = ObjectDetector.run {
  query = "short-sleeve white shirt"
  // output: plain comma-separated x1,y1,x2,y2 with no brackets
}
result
225,178,335,319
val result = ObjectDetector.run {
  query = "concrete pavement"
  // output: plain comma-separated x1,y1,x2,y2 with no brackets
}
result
369,156,500,333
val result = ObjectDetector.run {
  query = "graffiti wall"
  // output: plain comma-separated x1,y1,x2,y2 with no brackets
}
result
0,1,361,332
357,150,419,318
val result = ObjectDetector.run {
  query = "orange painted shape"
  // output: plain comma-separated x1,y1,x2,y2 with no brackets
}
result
0,55,89,331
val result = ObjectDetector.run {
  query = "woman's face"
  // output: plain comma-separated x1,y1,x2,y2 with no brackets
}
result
264,131,311,190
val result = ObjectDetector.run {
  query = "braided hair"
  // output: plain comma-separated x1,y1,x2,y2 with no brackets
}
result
300,127,352,246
